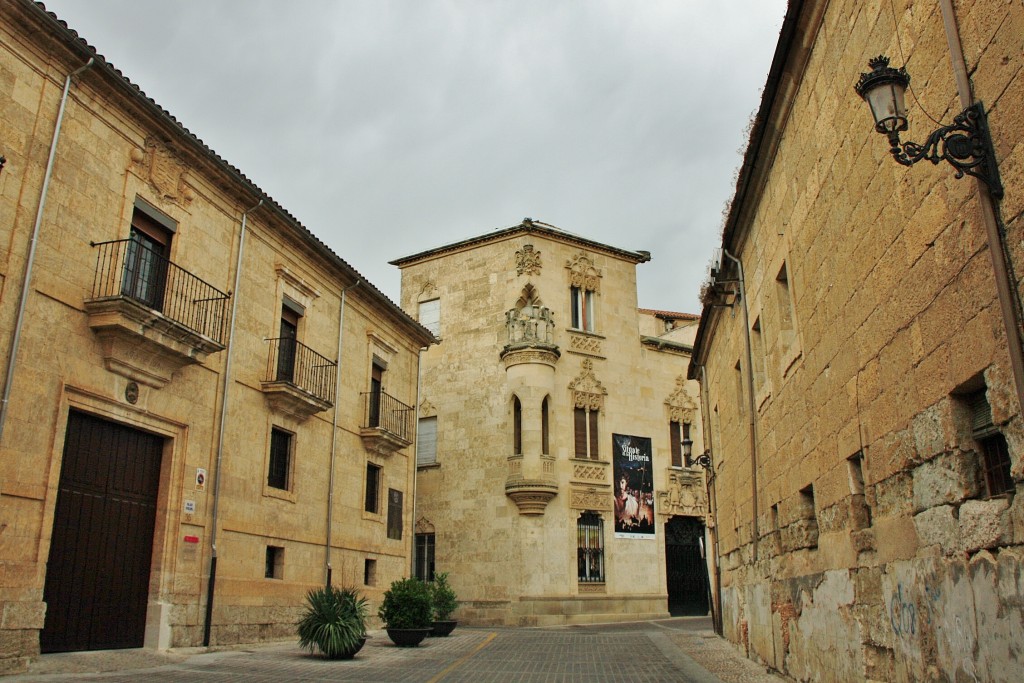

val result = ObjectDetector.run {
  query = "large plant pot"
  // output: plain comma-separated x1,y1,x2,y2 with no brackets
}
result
334,636,368,659
431,620,458,637
386,627,432,647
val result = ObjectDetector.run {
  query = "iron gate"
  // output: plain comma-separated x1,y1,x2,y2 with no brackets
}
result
664,516,709,616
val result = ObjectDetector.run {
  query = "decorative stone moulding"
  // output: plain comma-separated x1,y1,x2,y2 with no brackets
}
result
501,346,560,369
85,297,224,388
657,468,708,519
259,381,332,420
360,427,412,457
504,478,559,516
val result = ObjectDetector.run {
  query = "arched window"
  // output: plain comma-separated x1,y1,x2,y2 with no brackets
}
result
577,512,605,583
513,396,522,455
541,396,550,455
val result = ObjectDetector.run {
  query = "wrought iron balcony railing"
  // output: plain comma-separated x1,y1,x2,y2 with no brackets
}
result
264,337,337,404
90,238,230,344
361,390,414,442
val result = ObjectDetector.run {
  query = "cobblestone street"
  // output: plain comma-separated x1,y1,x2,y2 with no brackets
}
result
8,618,788,683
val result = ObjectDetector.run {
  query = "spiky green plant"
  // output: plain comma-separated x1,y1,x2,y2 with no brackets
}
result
297,586,368,659
431,572,458,621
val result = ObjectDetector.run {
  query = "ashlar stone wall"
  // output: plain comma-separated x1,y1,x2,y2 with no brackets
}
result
694,0,1024,681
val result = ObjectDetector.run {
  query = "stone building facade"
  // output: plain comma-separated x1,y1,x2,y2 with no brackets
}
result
392,220,710,626
689,0,1024,681
0,1,433,672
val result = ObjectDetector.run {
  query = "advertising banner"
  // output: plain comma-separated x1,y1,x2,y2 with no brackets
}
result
612,433,655,539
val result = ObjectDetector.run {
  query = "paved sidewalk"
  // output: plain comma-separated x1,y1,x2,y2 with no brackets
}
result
6,618,789,682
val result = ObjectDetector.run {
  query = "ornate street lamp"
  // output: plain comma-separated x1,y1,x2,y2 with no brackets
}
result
682,437,712,471
854,55,1003,199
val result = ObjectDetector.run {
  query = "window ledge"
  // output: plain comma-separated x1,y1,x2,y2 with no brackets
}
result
417,463,441,471
263,485,296,503
361,510,384,523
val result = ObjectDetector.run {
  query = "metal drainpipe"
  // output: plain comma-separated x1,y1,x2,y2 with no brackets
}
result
0,57,94,446
722,249,759,562
938,0,1024,414
698,364,724,635
203,198,262,646
410,345,426,577
325,280,360,587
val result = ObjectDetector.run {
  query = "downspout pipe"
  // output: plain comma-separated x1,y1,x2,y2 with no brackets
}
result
722,249,759,562
0,57,94,446
410,346,427,577
203,198,262,646
325,280,361,587
698,364,723,635
938,0,1024,414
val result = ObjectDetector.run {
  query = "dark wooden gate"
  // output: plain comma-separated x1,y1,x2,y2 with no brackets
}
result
664,516,709,616
41,411,164,653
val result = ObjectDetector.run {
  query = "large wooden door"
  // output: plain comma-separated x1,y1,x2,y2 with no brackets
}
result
41,411,164,653
664,516,709,616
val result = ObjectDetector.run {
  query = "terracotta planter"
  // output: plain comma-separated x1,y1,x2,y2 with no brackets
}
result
385,627,432,647
430,620,458,637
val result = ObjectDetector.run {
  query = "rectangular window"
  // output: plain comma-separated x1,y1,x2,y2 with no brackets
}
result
776,263,796,350
387,488,403,540
570,286,595,332
364,558,376,586
267,427,292,490
577,512,605,582
369,360,385,428
265,546,284,579
123,206,173,311
967,389,1014,497
418,298,440,336
751,316,766,390
275,301,302,382
670,421,682,468
417,416,438,466
574,406,599,459
365,463,381,513
415,533,436,582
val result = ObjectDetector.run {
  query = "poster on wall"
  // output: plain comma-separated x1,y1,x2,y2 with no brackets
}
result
612,433,655,539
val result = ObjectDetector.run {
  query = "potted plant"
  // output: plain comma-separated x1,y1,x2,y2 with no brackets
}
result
378,577,433,647
430,572,459,637
297,585,369,659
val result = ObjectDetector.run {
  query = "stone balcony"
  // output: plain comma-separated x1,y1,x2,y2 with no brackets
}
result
500,304,560,368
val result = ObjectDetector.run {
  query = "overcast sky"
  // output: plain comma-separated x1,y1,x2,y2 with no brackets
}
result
42,0,787,314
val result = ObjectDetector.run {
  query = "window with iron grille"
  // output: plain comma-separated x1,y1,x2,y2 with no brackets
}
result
387,488,403,540
267,427,292,490
577,512,605,583
365,463,381,513
415,533,435,582
967,390,1014,497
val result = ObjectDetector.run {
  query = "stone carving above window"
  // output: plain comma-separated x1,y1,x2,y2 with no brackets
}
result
570,487,612,511
665,375,698,424
569,359,607,412
415,516,435,534
419,399,436,417
569,333,602,356
657,469,708,520
572,462,608,483
131,137,194,206
566,252,602,292
516,244,542,276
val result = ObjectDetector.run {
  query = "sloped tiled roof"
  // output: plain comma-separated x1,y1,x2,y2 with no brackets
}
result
27,0,434,345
